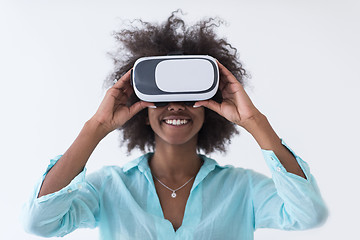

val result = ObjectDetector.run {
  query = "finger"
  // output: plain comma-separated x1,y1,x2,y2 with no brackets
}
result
113,69,132,90
114,92,130,105
216,60,248,96
107,72,134,100
112,101,152,127
128,101,153,117
126,101,152,123
194,99,223,116
105,87,127,103
146,102,157,109
216,60,239,84
123,85,135,98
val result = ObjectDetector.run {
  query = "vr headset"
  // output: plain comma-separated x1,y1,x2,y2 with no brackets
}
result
131,55,219,106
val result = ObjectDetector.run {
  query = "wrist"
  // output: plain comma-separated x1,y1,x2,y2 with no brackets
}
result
84,118,111,141
243,114,282,150
242,112,268,133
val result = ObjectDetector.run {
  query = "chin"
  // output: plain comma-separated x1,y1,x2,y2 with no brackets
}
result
164,138,192,146
156,134,198,147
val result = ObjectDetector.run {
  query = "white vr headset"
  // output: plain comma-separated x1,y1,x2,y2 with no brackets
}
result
131,55,219,106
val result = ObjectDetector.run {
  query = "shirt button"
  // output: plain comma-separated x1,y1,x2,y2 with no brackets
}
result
67,189,72,193
77,184,82,189
276,167,281,172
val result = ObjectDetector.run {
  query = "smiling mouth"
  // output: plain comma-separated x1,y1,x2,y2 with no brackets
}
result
164,119,190,126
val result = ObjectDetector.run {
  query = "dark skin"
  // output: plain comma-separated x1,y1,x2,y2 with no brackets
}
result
146,61,305,231
147,101,204,230
38,61,305,231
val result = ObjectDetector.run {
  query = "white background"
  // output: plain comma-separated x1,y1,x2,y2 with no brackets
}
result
1,0,359,239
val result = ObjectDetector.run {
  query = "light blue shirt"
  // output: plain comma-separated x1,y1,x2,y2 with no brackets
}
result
23,140,327,239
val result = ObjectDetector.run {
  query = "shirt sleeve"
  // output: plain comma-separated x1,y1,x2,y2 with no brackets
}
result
22,155,101,237
251,139,328,230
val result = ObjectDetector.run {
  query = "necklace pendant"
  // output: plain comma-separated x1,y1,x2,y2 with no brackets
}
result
171,192,177,198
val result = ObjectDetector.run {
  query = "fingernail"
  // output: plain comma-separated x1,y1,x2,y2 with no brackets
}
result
148,105,157,109
193,105,201,108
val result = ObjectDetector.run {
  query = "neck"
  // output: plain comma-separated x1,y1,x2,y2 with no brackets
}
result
149,137,203,181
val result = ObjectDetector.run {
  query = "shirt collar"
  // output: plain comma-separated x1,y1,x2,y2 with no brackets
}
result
122,153,154,173
122,153,229,174
122,153,230,194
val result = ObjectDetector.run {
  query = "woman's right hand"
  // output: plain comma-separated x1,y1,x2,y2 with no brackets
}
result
38,69,153,198
90,69,153,135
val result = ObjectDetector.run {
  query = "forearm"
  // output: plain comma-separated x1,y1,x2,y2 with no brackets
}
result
244,113,306,179
38,119,109,197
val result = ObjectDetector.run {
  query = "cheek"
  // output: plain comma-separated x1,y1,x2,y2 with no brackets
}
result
195,108,205,126
147,110,161,129
148,119,158,130
147,109,156,125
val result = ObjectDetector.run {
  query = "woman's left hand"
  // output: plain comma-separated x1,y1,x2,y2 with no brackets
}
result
194,61,263,130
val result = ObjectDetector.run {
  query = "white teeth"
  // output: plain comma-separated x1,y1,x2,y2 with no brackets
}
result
165,119,189,126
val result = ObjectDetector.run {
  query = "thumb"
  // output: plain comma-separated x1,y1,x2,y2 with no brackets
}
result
194,100,222,116
128,101,154,118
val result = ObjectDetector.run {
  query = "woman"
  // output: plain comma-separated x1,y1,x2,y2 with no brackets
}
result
23,12,327,239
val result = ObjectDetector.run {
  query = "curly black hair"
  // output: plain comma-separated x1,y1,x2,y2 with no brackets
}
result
105,10,248,154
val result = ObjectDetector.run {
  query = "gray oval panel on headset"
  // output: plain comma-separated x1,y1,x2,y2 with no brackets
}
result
132,55,219,102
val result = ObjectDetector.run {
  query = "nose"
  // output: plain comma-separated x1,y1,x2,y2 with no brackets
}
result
167,102,185,111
